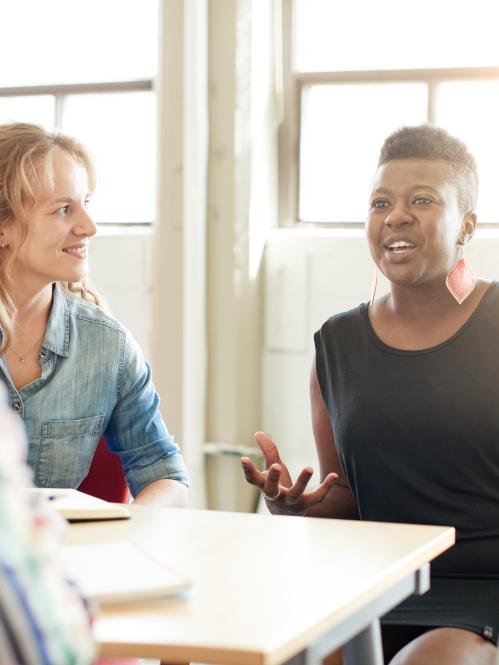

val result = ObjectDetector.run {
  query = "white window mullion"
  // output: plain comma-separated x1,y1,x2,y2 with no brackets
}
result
54,94,65,131
427,80,437,125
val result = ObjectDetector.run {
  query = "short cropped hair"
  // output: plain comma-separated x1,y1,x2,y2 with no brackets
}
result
378,125,478,213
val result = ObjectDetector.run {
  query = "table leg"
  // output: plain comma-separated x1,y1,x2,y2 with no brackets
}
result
342,619,383,665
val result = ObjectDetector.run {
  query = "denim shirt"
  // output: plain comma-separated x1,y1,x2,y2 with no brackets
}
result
0,284,188,497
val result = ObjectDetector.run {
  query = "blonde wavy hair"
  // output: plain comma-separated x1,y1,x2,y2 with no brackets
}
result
0,122,102,352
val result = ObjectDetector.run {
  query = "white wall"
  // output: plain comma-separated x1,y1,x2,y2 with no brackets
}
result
89,229,152,358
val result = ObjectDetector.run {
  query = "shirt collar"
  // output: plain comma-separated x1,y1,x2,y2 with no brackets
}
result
42,283,70,357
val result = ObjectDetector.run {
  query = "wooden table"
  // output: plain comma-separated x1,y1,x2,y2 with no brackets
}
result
68,506,454,665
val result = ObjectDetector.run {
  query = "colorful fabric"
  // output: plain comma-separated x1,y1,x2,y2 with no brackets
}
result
0,385,95,664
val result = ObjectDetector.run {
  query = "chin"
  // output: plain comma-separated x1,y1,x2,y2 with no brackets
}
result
55,269,88,284
69,265,89,282
382,265,420,285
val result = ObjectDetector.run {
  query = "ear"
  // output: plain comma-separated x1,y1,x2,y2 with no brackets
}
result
0,217,17,249
459,212,477,245
0,226,8,250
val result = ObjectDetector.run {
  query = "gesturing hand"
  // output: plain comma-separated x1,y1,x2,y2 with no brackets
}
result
240,431,338,516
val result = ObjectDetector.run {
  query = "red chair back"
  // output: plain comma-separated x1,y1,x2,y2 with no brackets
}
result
82,439,137,665
78,437,129,503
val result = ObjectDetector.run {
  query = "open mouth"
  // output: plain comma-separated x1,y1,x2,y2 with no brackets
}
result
384,240,416,254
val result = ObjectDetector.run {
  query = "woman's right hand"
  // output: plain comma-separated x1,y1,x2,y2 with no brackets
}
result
240,431,338,516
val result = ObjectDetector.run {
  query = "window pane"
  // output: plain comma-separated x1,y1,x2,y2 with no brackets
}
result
435,81,499,223
294,0,499,72
299,83,427,223
63,92,156,224
0,96,55,129
0,0,158,86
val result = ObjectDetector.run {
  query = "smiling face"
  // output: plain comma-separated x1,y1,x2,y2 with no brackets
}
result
366,158,474,290
2,149,97,293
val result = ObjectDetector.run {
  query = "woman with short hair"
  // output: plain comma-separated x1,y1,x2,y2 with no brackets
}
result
242,125,498,664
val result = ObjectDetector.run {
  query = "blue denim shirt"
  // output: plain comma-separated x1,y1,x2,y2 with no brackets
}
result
0,284,188,497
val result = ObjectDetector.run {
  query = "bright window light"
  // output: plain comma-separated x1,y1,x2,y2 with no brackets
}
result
0,0,158,86
0,0,158,225
435,81,499,223
63,92,156,224
299,83,428,223
294,0,499,72
0,96,55,129
293,1,499,224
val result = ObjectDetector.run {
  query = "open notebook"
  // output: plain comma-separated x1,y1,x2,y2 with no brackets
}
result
28,488,131,521
60,541,191,604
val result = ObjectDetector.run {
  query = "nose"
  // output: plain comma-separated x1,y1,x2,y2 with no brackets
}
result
384,200,413,227
74,208,97,238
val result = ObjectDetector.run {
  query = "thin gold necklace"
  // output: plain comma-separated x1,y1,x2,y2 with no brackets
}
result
9,331,46,364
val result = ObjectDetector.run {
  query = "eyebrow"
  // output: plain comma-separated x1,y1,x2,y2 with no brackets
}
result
48,197,73,204
371,185,440,197
45,195,91,206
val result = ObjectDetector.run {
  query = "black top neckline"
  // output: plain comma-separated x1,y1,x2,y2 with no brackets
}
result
360,281,499,357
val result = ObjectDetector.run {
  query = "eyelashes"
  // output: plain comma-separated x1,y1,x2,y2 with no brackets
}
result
370,197,436,211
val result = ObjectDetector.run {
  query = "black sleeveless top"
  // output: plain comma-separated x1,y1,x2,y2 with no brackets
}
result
315,282,499,578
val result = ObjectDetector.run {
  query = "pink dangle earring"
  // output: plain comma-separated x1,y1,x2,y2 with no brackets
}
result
446,245,476,304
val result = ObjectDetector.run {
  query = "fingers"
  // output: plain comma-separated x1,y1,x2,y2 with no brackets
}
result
241,456,283,508
262,463,282,500
240,457,283,497
302,472,338,507
242,452,338,516
240,457,266,488
254,431,281,467
286,467,314,503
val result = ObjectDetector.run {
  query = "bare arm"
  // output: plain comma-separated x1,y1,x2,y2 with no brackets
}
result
133,479,188,507
305,359,359,519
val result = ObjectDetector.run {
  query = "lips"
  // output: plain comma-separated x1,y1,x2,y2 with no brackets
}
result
383,236,417,254
62,242,88,258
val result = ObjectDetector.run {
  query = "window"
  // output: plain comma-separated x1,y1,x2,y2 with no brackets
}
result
0,0,158,225
281,0,499,225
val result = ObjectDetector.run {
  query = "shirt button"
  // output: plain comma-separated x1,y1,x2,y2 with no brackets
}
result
12,402,22,411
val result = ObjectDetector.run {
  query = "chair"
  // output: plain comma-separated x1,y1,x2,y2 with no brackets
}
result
79,438,134,665
78,437,129,503
81,440,181,665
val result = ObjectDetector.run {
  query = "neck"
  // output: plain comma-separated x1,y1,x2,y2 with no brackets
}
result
10,283,53,329
385,278,464,322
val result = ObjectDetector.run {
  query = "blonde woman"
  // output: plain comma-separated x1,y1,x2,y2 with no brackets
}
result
0,123,188,506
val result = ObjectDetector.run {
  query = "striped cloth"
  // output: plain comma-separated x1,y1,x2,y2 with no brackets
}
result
0,386,95,664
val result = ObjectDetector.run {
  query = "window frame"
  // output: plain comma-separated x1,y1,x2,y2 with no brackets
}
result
279,0,499,228
0,79,154,227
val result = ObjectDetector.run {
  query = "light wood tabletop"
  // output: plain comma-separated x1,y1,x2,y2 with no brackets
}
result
67,506,454,665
